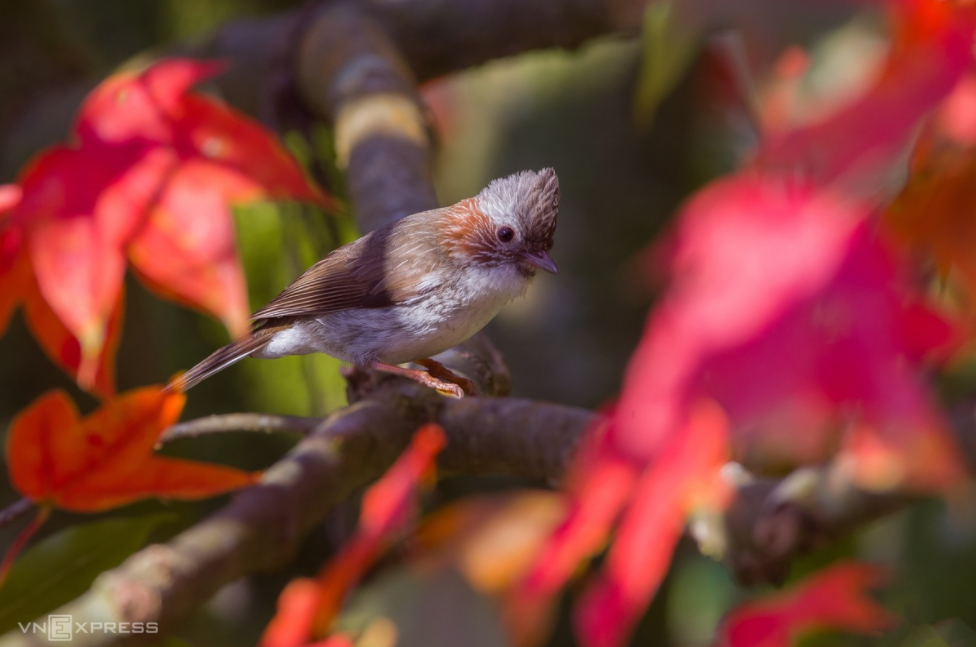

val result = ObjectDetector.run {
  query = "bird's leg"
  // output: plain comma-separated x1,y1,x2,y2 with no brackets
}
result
414,358,477,396
371,362,468,399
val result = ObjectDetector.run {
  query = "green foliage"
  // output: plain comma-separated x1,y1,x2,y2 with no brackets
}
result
0,513,174,635
232,201,351,416
633,1,700,128
667,555,739,646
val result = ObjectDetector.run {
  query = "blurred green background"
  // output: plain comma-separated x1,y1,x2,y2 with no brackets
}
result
0,2,974,647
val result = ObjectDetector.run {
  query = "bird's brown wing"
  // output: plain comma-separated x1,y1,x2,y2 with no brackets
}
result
251,214,446,323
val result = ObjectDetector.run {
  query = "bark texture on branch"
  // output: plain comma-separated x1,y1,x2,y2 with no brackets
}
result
199,0,645,126
0,384,595,647
297,3,438,231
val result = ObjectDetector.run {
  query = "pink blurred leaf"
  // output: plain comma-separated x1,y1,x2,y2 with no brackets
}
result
518,172,965,647
576,400,731,647
714,562,894,647
756,0,976,187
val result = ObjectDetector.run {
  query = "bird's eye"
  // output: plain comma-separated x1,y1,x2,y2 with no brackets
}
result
496,226,515,243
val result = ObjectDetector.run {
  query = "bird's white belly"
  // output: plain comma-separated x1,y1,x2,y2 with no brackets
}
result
256,264,530,366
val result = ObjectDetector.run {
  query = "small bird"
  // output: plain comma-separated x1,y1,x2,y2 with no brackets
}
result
170,168,560,397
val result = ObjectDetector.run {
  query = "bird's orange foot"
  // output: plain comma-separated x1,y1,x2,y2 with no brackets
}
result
415,358,477,396
371,362,470,399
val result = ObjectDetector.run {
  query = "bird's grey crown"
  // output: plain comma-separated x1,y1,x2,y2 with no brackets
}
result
477,168,559,250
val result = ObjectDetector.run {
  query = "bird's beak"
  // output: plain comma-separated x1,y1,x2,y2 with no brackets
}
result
520,250,559,274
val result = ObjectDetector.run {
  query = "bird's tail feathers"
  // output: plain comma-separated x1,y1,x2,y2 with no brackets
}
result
167,331,272,393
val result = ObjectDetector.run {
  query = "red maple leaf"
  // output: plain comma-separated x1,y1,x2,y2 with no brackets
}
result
6,385,259,512
3,58,334,394
715,562,893,647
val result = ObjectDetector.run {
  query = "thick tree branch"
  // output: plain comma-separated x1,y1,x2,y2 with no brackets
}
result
710,465,913,586
364,0,645,82
0,387,593,647
296,3,437,231
198,0,645,128
6,393,972,646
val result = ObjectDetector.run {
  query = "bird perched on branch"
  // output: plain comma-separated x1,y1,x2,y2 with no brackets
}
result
169,168,560,397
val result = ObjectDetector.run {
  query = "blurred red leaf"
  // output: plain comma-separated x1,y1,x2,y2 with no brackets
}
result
261,424,446,647
517,172,965,647
13,146,143,390
0,180,119,396
20,276,122,400
629,176,966,490
714,562,894,647
575,401,730,647
756,0,976,187
5,386,259,512
0,185,24,336
512,402,730,647
887,72,976,309
4,57,333,393
262,579,322,647
499,4,972,647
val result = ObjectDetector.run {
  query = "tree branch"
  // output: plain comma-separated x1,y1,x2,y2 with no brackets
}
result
197,0,645,130
296,3,438,232
6,393,970,645
159,413,319,444
0,387,594,647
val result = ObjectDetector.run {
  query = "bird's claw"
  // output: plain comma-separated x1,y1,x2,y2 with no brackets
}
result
428,380,467,399
368,360,475,398
415,358,477,397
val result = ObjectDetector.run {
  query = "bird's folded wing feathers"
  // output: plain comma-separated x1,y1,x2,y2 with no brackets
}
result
250,217,445,322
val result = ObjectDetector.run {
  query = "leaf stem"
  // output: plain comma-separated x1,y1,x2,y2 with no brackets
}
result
0,498,35,531
0,504,50,589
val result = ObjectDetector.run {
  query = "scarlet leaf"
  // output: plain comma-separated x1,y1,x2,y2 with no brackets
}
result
76,59,226,146
13,147,128,385
714,562,894,647
0,185,24,337
76,59,334,338
756,0,976,186
625,175,965,489
127,161,250,335
886,72,976,309
262,579,321,647
6,386,259,512
3,57,333,394
20,278,122,400
0,177,119,397
575,401,730,647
